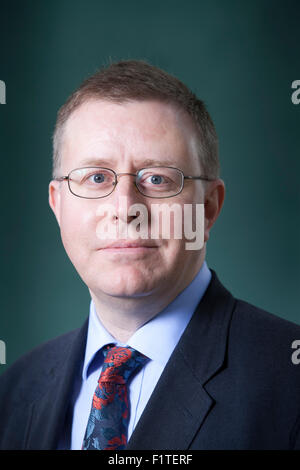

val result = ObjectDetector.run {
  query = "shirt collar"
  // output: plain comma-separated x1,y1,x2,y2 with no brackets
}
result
82,261,211,380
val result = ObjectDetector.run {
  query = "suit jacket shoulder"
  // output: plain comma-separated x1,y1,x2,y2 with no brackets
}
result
0,322,88,449
0,327,79,402
231,296,300,360
228,297,300,399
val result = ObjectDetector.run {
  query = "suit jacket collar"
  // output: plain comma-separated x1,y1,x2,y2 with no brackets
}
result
24,270,235,450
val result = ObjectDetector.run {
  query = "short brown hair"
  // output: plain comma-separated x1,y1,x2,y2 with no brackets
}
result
52,60,219,179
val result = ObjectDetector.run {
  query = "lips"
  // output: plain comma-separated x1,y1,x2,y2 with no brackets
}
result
102,241,158,249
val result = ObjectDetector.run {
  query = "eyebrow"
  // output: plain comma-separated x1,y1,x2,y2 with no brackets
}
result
77,157,176,168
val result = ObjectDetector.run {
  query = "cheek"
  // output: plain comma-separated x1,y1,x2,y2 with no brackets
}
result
156,201,201,243
59,200,98,254
159,238,187,270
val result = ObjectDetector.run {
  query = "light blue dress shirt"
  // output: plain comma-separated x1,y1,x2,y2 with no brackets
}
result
70,261,211,450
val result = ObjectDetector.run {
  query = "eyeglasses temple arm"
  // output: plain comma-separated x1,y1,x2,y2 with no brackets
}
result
54,176,69,181
184,176,215,182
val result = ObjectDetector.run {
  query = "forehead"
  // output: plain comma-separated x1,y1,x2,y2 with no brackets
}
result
61,99,201,172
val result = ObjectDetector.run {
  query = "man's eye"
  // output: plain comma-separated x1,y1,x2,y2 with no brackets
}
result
89,173,106,184
144,174,168,185
83,172,110,184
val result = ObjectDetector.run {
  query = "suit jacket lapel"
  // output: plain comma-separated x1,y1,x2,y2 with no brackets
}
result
126,349,214,450
24,320,88,450
127,271,235,450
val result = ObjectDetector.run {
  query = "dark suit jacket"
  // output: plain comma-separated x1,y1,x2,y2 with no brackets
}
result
1,271,300,450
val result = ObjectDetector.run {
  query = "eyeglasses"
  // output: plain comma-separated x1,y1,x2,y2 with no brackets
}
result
55,166,215,199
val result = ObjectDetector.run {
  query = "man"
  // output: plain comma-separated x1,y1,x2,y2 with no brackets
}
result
0,60,299,450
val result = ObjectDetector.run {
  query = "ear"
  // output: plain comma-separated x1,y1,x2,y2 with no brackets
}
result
204,178,225,242
49,179,62,227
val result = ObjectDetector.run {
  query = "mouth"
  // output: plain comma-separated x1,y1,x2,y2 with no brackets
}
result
98,241,159,254
102,246,157,252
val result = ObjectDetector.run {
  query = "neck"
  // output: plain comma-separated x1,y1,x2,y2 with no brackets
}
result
90,285,179,343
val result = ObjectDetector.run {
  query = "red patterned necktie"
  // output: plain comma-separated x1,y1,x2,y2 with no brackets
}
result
82,344,148,450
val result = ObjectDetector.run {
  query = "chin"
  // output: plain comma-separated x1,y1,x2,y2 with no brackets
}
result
89,267,160,298
95,282,156,299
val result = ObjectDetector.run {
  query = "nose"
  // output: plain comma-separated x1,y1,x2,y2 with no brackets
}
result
111,172,144,223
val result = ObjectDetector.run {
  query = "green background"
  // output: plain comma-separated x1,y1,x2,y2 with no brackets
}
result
1,0,299,373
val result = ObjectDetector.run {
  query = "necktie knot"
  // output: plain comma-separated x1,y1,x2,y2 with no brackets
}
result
99,345,148,384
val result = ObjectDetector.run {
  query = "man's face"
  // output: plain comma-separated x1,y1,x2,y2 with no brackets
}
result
49,99,212,301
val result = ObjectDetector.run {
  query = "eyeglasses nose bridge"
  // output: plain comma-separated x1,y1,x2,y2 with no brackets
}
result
113,172,138,186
